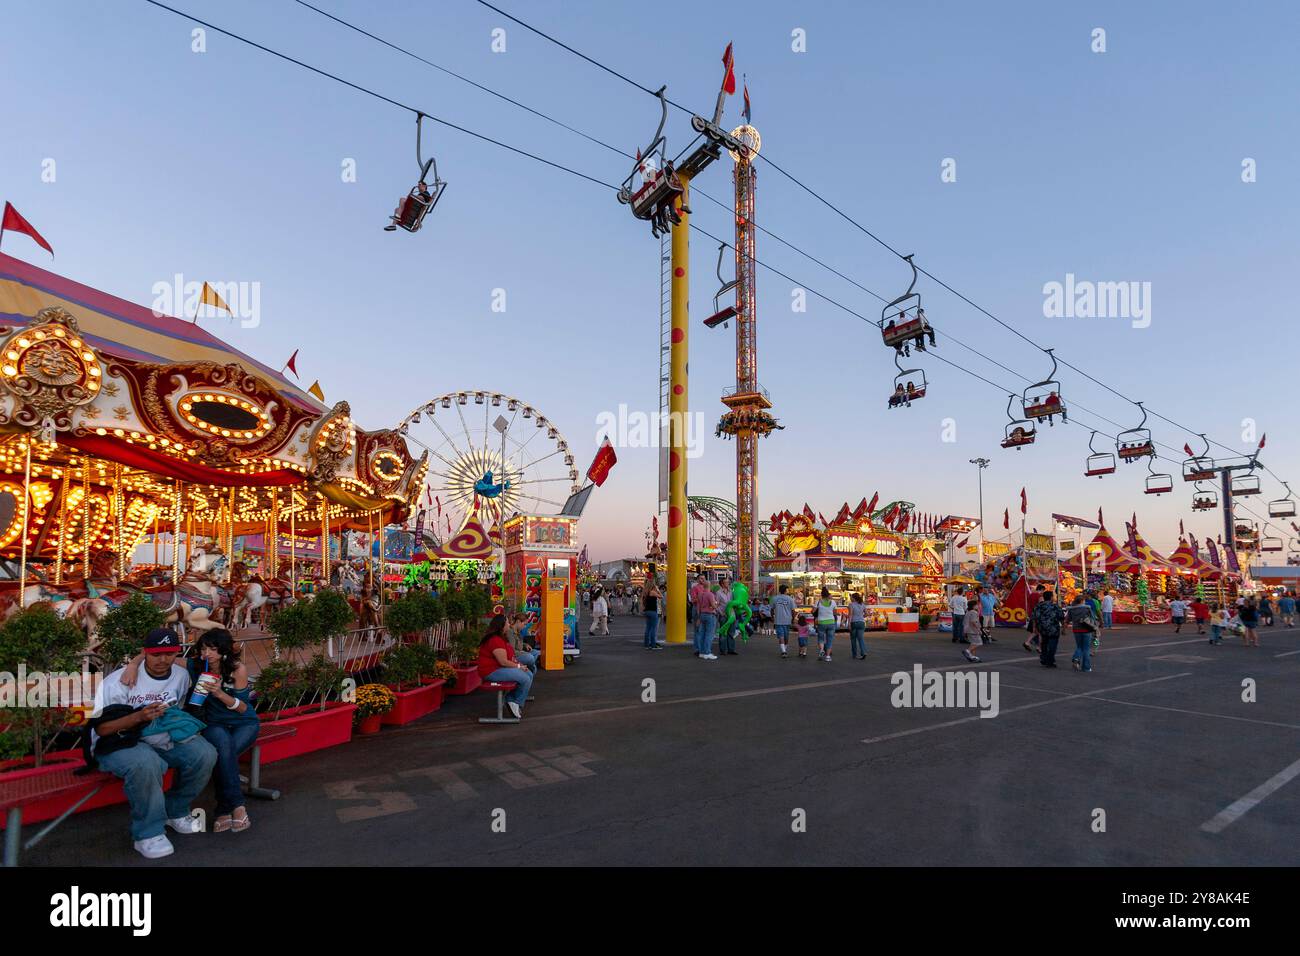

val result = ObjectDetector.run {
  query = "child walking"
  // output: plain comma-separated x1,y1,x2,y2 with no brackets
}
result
795,614,813,659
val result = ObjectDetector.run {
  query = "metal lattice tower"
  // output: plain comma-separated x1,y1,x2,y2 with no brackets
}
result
716,125,778,587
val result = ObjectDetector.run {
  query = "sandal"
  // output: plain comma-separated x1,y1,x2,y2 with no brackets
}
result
213,815,233,833
231,809,251,832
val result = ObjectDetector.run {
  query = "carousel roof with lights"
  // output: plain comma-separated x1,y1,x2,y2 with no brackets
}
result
0,254,426,566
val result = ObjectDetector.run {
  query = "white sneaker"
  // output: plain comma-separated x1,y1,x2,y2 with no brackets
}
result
702,654,718,661
133,834,175,859
166,814,203,835
506,701,522,719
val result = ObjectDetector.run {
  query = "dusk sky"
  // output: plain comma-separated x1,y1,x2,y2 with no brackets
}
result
4,0,1298,562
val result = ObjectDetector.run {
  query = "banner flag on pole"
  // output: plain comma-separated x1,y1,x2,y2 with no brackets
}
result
0,202,54,256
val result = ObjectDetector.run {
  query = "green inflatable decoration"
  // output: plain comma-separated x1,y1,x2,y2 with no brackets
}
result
720,581,753,643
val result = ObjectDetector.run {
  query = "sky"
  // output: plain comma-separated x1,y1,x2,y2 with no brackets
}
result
3,0,1298,563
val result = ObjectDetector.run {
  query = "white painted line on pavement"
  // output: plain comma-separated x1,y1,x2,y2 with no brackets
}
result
1200,756,1300,834
860,674,1191,745
1274,649,1300,658
1083,696,1300,731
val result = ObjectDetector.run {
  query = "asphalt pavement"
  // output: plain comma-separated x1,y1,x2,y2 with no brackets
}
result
29,613,1300,866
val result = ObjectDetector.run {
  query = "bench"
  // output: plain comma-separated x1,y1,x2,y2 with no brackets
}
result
240,724,297,800
479,681,521,724
1,765,116,867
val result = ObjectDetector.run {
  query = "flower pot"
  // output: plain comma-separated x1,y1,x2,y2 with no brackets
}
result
256,701,357,763
0,749,173,830
887,612,920,633
381,679,446,726
445,664,482,696
356,713,383,735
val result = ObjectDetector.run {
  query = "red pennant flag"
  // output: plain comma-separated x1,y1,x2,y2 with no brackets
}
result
1258,433,1266,450
1183,443,1194,458
283,349,300,379
802,503,815,520
1020,487,1028,515
721,42,736,95
866,492,879,515
586,438,618,487
956,536,969,549
817,512,828,527
425,487,433,506
1179,519,1185,536
1131,511,1137,532
1097,507,1103,524
1003,508,1010,530
0,202,54,256
742,82,752,124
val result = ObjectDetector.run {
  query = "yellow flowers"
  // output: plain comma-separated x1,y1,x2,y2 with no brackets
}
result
353,683,396,719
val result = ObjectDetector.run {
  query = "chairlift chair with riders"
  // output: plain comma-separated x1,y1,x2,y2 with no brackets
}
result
1000,393,1037,450
1022,349,1067,425
1143,459,1174,496
1191,482,1219,511
887,352,927,409
878,255,935,356
617,87,686,239
1267,483,1297,518
1116,402,1155,461
1084,430,1116,477
385,114,447,234
1181,434,1215,482
1230,472,1261,497
703,242,738,329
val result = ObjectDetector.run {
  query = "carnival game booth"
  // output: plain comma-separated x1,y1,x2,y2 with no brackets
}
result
0,252,427,634
1058,520,1169,624
763,506,937,632
979,532,1061,628
1167,536,1241,605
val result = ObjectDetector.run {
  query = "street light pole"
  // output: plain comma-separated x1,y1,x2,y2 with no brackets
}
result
969,458,989,564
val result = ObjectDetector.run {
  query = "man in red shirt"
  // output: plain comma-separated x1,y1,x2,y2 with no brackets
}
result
477,615,533,718
1190,597,1211,635
690,574,720,660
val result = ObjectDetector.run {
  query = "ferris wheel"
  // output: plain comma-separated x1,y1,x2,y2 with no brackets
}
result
396,390,580,544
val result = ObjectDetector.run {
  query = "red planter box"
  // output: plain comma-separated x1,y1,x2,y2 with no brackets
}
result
445,665,482,696
381,680,445,726
0,749,173,830
256,701,356,764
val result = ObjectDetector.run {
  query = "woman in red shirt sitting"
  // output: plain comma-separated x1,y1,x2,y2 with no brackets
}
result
477,614,534,719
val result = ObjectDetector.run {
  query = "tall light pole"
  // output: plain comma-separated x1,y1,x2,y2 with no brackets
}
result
970,458,989,565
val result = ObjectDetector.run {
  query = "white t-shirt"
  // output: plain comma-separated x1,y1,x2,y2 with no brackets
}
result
950,594,968,615
1101,595,1114,613
1170,600,1188,618
92,663,192,751
592,596,608,616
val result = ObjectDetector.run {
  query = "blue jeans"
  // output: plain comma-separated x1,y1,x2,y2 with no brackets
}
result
485,666,533,707
643,611,659,647
201,721,260,816
516,649,539,673
1071,631,1093,671
1102,611,1113,629
817,622,835,653
695,612,717,654
952,615,965,642
719,619,737,654
97,736,218,840
1210,625,1222,642
850,621,866,657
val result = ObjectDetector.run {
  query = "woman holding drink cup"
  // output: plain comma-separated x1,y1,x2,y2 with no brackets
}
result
189,628,259,832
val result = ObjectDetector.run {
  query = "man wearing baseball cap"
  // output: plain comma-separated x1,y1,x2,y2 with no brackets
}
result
89,627,217,859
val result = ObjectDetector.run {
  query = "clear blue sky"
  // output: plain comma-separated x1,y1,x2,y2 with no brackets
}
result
4,0,1297,560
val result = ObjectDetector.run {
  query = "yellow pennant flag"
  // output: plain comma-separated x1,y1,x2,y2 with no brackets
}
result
308,380,325,402
193,281,232,321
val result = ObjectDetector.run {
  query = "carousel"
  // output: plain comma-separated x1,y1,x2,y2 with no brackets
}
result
0,253,425,646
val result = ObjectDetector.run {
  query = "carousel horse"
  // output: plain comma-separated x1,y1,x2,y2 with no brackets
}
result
350,584,382,634
87,546,231,638
331,561,362,597
719,580,753,643
0,581,106,650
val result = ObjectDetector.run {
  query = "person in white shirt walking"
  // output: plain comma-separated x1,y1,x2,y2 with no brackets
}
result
1101,590,1114,629
588,588,609,635
949,589,969,644
770,584,796,658
1169,597,1188,633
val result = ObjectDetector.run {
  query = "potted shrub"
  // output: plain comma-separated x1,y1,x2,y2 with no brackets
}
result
94,592,166,671
379,644,444,725
253,656,356,764
266,599,318,663
353,683,395,735
445,628,483,696
919,613,932,631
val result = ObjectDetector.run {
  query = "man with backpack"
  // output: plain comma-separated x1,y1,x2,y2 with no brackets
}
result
1032,590,1065,668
